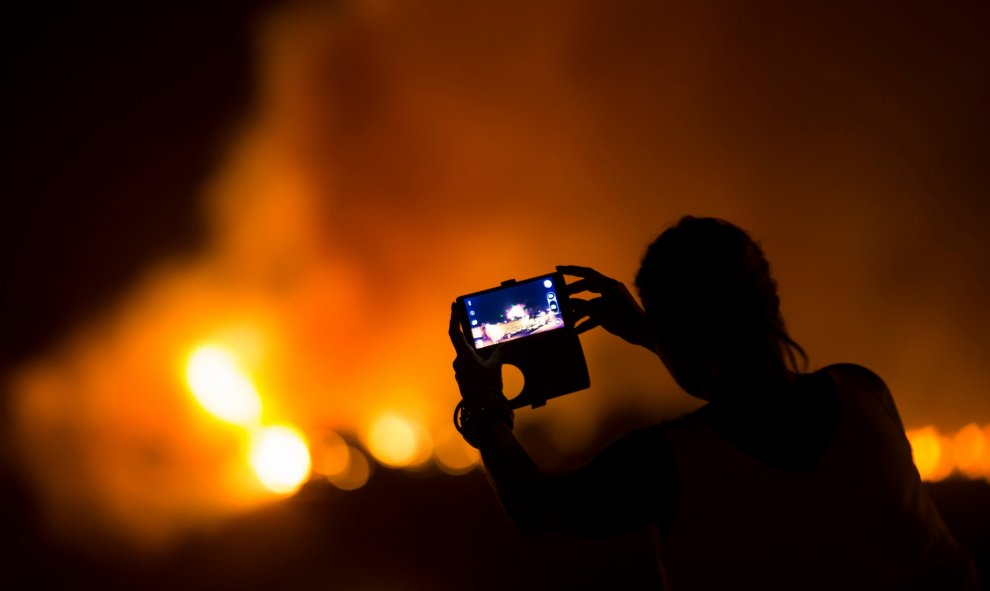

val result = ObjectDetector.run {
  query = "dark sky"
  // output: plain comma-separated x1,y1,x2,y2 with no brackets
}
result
2,2,274,368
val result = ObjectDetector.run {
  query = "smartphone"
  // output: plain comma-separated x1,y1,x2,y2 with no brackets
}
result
457,273,569,350
455,272,589,408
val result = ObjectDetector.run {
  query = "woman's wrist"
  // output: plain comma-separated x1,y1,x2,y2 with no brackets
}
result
454,392,514,448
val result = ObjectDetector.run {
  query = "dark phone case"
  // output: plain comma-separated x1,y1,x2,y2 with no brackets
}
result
456,272,590,409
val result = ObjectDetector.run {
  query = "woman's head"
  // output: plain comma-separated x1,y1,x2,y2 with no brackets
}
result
635,216,806,400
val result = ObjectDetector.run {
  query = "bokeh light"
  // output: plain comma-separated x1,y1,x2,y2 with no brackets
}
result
309,430,373,490
906,426,953,482
907,426,940,480
983,425,990,481
432,424,480,475
326,446,371,491
365,414,432,469
317,430,352,478
248,425,312,494
952,423,986,479
186,345,262,426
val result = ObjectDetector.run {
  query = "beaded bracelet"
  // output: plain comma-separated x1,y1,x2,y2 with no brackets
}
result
453,394,514,449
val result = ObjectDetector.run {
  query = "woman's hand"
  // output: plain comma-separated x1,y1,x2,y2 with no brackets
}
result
449,303,503,399
557,265,657,353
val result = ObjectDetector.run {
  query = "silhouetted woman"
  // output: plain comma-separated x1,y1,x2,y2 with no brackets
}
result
448,216,976,590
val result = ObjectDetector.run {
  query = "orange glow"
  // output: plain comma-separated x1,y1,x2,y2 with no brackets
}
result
984,425,990,482
8,0,990,556
311,431,372,491
907,427,941,480
317,430,352,478
326,446,371,491
906,426,953,482
186,345,262,426
432,424,480,474
248,425,311,494
952,423,986,479
365,414,432,469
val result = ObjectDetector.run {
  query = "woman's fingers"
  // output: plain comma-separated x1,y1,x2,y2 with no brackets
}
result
569,297,590,314
569,297,595,322
558,266,622,298
564,278,596,296
574,318,601,335
569,297,604,335
557,264,604,280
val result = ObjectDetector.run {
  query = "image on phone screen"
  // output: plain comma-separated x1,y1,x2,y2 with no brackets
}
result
463,275,564,349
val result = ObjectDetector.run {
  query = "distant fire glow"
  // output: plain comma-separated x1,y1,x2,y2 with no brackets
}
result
315,431,372,491
320,431,352,478
186,345,262,426
951,424,987,479
249,425,312,494
433,424,480,474
366,414,432,468
187,342,313,495
902,423,990,482
6,0,988,556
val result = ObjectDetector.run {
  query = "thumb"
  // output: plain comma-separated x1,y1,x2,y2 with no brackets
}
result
488,347,503,365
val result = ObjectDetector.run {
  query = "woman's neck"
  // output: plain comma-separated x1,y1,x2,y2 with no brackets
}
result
706,360,798,405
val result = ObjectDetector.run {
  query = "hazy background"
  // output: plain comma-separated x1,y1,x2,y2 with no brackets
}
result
3,0,989,586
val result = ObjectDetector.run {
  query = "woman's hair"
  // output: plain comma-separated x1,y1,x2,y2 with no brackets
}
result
634,216,808,374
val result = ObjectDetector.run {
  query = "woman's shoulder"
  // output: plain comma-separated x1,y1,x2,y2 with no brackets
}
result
817,363,903,428
818,363,889,391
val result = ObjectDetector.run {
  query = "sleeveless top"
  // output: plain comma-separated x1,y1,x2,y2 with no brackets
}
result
658,364,975,590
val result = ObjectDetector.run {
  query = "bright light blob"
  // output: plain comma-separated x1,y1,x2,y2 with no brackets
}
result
186,345,262,425
366,414,431,468
249,425,312,494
